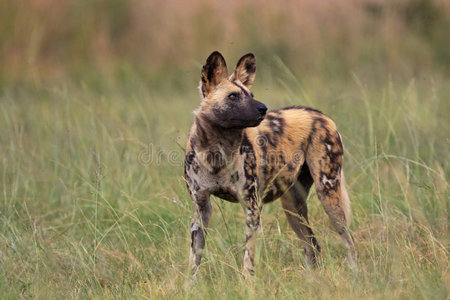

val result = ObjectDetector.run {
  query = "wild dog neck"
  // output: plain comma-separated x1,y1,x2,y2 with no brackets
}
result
193,114,244,170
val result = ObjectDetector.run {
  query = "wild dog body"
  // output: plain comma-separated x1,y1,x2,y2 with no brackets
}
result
185,52,356,278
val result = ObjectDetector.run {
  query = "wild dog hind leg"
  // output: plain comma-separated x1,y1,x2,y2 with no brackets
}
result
280,167,320,268
307,130,356,267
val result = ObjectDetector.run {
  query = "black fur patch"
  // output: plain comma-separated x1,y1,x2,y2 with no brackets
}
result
245,59,256,74
235,53,256,86
298,163,314,189
185,151,195,165
279,105,323,114
203,51,227,84
240,133,253,155
192,179,200,192
185,151,199,174
212,188,238,203
306,116,328,152
262,179,286,203
206,150,225,174
241,133,257,199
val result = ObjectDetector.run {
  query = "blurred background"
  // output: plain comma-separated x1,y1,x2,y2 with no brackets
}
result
1,0,449,88
0,1,449,297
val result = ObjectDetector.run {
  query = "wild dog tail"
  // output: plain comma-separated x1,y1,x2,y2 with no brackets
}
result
340,169,351,227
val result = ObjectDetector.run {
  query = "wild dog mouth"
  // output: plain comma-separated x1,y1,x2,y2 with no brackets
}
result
230,116,264,127
230,119,247,125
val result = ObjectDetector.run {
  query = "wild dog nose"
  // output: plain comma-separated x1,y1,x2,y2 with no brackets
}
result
257,104,268,115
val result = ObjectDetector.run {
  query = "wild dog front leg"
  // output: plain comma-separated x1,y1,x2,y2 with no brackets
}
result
189,192,211,275
242,196,262,278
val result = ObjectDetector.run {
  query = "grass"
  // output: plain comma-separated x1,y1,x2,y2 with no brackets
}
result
0,66,448,299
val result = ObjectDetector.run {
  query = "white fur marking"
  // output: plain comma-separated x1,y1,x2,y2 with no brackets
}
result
321,174,337,187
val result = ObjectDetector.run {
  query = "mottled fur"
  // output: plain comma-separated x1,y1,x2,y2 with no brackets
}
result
185,52,356,278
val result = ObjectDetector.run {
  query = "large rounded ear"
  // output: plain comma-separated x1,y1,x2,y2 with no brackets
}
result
200,51,228,97
229,53,256,89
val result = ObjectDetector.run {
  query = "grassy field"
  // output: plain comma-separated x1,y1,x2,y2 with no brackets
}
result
0,68,448,299
1,0,449,299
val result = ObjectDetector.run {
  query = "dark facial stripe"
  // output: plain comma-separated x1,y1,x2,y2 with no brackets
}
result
232,82,251,98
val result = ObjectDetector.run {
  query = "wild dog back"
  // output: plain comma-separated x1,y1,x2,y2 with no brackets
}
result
244,106,343,203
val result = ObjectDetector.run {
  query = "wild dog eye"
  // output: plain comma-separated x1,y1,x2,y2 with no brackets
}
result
228,93,238,100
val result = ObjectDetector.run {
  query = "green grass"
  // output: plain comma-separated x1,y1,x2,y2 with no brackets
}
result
0,69,448,299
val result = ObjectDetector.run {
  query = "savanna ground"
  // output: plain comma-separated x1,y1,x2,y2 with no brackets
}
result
0,0,449,299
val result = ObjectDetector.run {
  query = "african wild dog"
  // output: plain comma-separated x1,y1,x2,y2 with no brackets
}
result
184,51,356,278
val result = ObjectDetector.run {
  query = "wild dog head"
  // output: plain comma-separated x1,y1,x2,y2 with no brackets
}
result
197,51,267,128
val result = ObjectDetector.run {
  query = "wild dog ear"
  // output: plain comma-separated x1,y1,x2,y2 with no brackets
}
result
201,51,228,97
229,53,256,89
